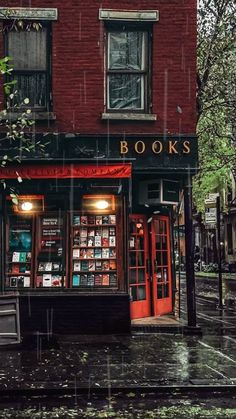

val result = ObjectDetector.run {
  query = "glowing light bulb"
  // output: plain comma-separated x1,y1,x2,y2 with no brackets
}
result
95,200,109,210
21,201,33,211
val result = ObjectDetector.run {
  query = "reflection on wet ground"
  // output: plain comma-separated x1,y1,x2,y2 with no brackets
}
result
0,275,235,396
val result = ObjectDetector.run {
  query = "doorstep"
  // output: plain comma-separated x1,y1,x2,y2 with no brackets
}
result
131,314,185,334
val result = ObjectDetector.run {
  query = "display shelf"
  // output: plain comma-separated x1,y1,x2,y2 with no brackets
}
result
6,215,33,288
70,212,118,288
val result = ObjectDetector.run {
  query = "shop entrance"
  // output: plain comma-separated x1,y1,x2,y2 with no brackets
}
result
129,215,172,319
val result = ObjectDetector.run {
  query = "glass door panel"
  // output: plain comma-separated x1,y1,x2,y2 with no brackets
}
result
151,216,172,315
129,215,150,319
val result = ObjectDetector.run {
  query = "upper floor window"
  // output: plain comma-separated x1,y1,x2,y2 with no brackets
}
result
107,26,150,112
5,23,51,111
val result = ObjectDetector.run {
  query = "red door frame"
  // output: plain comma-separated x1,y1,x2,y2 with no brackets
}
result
129,215,151,319
151,215,172,316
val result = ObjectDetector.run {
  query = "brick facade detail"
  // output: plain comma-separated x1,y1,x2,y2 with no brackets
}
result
0,0,197,135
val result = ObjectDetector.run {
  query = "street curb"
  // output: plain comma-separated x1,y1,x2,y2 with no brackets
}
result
0,384,236,400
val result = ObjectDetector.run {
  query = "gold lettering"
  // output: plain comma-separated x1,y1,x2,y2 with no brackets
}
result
134,141,145,154
183,140,190,154
152,141,163,154
168,141,178,154
120,141,128,154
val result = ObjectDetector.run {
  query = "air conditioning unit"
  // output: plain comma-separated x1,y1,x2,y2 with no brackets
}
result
139,179,179,205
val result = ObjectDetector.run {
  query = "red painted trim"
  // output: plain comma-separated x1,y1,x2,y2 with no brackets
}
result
0,164,132,179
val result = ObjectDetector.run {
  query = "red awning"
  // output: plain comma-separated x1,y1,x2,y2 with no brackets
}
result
0,164,132,179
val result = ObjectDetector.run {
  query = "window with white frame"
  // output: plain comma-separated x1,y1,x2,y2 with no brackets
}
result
107,26,149,111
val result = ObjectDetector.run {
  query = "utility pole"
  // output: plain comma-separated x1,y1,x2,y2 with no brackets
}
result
216,196,223,309
184,183,197,328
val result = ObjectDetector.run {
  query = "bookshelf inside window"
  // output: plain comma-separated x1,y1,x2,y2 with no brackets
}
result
70,213,118,288
35,214,65,288
6,215,33,288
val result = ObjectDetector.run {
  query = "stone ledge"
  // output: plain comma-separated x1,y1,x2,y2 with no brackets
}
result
2,112,56,121
102,112,157,121
0,7,58,21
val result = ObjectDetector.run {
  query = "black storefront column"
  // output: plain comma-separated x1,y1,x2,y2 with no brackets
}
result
184,182,201,333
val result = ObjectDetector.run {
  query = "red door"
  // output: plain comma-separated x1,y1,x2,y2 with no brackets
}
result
129,215,150,319
151,216,172,315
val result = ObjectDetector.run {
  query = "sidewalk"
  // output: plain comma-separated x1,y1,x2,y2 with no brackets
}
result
0,329,236,396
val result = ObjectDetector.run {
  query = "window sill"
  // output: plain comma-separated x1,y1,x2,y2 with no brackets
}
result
3,112,56,121
101,112,157,121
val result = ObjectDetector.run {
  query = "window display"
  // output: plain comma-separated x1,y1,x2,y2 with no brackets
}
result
6,215,33,288
71,213,117,288
36,215,65,288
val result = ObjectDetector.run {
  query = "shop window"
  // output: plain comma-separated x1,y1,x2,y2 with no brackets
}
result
106,26,150,112
5,23,51,111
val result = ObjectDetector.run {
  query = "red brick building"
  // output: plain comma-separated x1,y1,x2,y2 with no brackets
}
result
0,1,197,334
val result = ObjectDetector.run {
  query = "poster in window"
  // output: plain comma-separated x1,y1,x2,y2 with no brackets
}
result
42,218,59,226
9,229,32,251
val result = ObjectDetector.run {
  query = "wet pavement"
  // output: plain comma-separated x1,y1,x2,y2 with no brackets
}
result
0,274,235,419
0,296,236,394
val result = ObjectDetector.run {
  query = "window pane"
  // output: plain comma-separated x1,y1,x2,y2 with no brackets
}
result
14,73,46,108
137,252,144,266
129,252,136,267
129,269,136,284
8,29,47,70
109,32,144,70
108,74,143,109
137,285,146,301
130,286,137,301
138,269,145,283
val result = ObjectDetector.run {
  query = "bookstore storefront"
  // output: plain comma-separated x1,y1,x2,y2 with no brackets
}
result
0,134,197,334
1,163,131,334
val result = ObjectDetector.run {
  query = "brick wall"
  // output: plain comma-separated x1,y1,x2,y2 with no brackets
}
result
0,0,197,135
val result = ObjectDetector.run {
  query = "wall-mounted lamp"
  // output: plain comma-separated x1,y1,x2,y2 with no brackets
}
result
82,195,115,212
7,195,44,214
95,200,109,210
20,201,33,212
